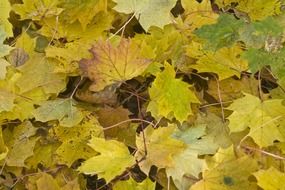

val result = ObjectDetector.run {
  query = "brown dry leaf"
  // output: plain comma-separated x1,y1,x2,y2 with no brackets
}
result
97,106,136,147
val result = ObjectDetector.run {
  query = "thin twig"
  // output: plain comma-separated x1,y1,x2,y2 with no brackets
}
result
215,76,225,122
241,145,285,160
200,101,233,108
238,115,283,147
103,118,155,131
108,13,136,40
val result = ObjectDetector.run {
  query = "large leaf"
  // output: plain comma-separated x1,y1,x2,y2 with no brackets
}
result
79,39,151,92
147,64,200,123
227,93,285,147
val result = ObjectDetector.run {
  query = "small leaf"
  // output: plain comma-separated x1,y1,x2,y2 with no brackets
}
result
78,137,135,183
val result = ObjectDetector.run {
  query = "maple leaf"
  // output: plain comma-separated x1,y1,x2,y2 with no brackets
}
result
0,0,13,37
32,98,83,127
3,121,38,167
113,0,177,31
36,173,61,190
58,0,107,30
242,47,285,79
40,11,114,42
55,114,102,166
215,0,281,21
113,177,155,190
78,137,136,183
16,55,67,94
136,125,186,174
182,0,218,31
147,63,200,123
237,0,281,21
0,129,8,161
0,26,13,57
239,16,283,49
79,39,151,92
12,0,62,21
97,106,136,147
0,59,9,79
254,167,285,190
191,153,258,190
0,89,15,113
194,14,244,50
187,43,248,80
227,93,285,147
45,40,92,74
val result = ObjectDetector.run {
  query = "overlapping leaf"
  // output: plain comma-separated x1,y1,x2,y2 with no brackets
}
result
148,63,200,123
78,137,136,183
113,0,177,31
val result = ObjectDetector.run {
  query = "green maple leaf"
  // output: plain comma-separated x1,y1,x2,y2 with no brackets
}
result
227,93,285,147
147,63,200,123
194,14,244,50
32,98,83,127
254,167,285,190
113,177,155,190
113,0,177,31
79,39,151,92
78,137,136,183
242,48,285,79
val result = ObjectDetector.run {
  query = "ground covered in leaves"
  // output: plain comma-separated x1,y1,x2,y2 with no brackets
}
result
1,0,285,189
